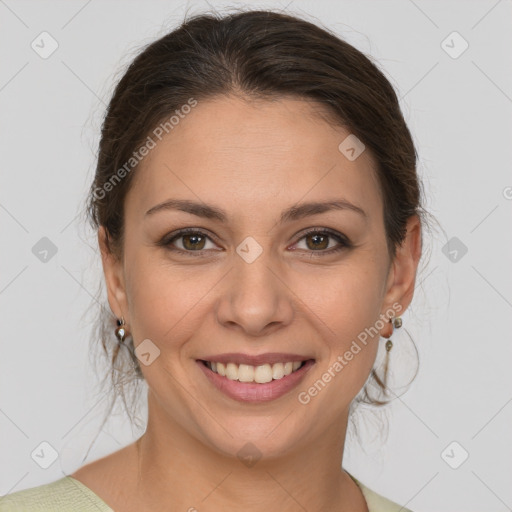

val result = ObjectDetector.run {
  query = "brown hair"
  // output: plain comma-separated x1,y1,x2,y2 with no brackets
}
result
85,8,427,435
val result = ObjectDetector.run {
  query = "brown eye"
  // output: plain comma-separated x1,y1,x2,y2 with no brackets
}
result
305,233,330,250
181,233,207,250
294,229,350,255
162,229,218,253
160,228,350,257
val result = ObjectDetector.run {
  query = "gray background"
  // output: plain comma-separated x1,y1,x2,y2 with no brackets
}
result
1,1,511,511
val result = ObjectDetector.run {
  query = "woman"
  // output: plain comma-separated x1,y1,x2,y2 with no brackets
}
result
1,8,423,512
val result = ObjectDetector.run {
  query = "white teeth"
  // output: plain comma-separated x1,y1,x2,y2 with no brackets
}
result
205,360,305,383
225,363,239,381
272,363,285,380
238,364,254,382
254,364,273,384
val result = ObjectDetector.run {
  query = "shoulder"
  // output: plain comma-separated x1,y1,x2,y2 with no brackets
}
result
350,474,414,512
0,476,113,512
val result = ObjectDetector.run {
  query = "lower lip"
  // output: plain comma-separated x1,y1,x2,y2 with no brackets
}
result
196,359,315,403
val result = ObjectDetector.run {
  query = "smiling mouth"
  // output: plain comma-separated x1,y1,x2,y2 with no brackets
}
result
198,359,311,384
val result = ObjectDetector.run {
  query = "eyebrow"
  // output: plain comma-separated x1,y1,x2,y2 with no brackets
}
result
145,198,367,223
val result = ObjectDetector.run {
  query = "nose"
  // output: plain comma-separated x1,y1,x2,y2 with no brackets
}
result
215,246,295,337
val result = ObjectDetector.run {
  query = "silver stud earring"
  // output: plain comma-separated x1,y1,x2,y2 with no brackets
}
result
115,316,127,343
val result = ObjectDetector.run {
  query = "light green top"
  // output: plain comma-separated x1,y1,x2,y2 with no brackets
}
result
0,474,413,511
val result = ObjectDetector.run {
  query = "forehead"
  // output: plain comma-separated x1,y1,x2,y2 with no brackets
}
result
127,95,382,220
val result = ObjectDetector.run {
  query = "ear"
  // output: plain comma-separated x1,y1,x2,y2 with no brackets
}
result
380,215,422,336
98,226,128,321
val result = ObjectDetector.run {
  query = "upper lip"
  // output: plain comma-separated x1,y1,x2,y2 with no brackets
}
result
198,353,314,366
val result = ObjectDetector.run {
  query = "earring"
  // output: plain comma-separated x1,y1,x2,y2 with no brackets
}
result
383,316,402,388
115,316,127,343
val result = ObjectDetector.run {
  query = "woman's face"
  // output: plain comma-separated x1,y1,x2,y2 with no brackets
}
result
101,95,420,459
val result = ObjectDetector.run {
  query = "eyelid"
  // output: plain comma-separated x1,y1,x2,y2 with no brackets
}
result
160,227,351,255
290,228,351,253
159,227,221,253
292,226,349,243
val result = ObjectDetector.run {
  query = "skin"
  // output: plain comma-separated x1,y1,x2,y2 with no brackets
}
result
72,95,422,512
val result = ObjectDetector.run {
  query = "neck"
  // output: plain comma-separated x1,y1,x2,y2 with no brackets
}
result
128,392,368,512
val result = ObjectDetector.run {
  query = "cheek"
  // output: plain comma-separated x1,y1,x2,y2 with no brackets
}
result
298,284,382,414
296,259,385,388
123,249,216,347
296,259,385,337
124,249,176,342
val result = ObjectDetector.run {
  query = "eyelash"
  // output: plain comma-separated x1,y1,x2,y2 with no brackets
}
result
158,227,352,258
